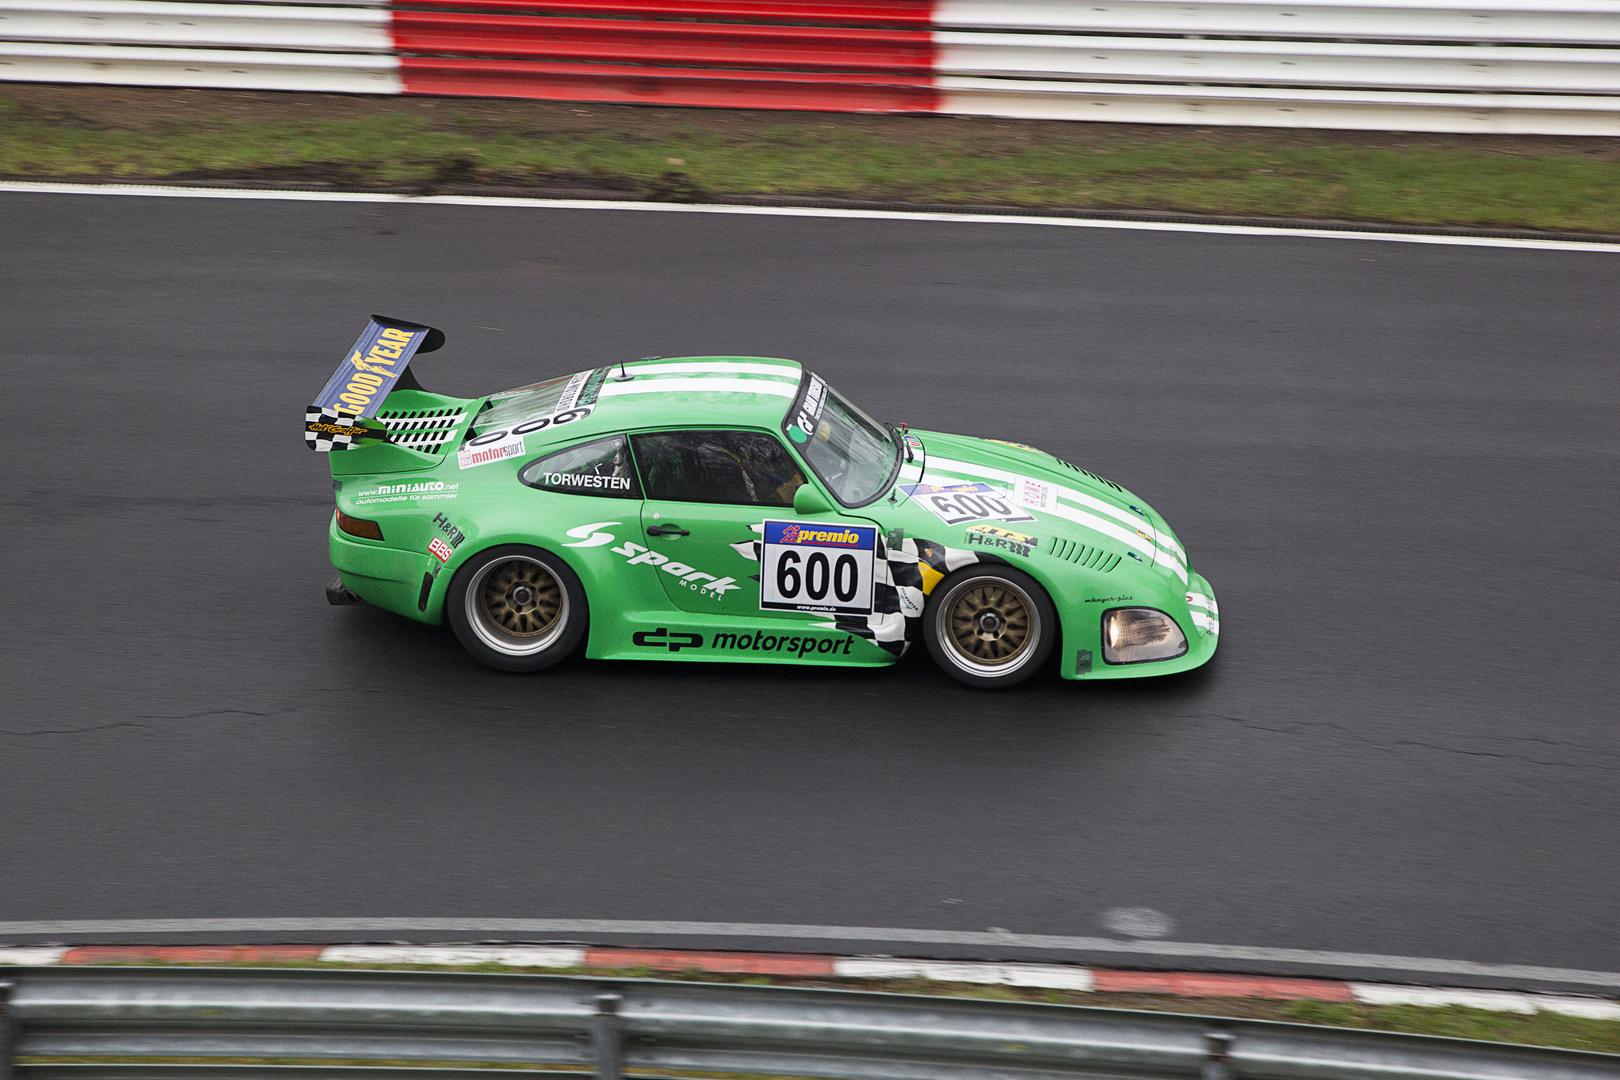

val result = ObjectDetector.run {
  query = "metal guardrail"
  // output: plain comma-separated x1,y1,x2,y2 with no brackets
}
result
2,0,1619,133
0,0,391,50
0,0,398,94
1,966,1617,1080
930,0,1620,132
935,0,1620,45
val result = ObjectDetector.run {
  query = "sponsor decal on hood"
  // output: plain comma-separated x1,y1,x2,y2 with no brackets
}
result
923,455,1190,584
901,481,1036,527
965,524,1038,557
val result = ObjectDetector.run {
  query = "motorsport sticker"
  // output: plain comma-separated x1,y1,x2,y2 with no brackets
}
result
759,520,877,616
631,627,861,658
354,480,459,505
710,629,857,657
458,431,526,470
632,627,704,652
428,537,454,563
965,524,1039,557
902,482,1036,527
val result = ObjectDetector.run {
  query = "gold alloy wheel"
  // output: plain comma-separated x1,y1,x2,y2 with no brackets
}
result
466,556,569,656
936,576,1039,675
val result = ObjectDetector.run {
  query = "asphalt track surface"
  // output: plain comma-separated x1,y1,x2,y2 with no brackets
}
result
2,190,1617,992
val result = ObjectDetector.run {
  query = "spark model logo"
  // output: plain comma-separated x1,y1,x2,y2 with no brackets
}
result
563,521,620,548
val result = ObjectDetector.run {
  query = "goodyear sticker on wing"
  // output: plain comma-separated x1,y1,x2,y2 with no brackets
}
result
313,318,435,419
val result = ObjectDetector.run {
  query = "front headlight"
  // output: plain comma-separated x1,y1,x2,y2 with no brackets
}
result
1102,608,1188,664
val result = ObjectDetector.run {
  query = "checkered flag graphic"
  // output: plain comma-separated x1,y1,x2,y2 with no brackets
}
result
304,405,369,452
730,523,1004,658
831,535,1002,656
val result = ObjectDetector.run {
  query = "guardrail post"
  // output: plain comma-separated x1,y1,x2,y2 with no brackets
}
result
0,980,15,1080
592,992,623,1080
1202,1031,1234,1080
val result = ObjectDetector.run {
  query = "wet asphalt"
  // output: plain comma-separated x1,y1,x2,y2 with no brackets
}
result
1,192,1617,988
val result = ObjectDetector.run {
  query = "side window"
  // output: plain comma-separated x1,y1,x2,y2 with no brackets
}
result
631,430,806,506
519,434,641,498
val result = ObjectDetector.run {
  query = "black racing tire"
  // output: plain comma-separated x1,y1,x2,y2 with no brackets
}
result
446,545,588,673
921,564,1057,689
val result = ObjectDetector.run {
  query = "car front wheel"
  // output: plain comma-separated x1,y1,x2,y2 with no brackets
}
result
922,566,1056,689
446,545,588,672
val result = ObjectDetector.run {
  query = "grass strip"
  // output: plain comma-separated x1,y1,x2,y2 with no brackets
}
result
26,957,1620,1056
3,92,1620,233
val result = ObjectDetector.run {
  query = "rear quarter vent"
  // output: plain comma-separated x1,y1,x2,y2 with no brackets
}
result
375,405,466,456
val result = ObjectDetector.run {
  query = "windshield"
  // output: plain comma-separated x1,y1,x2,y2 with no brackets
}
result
784,372,900,507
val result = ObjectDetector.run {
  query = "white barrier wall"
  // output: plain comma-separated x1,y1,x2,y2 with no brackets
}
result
0,0,398,94
933,0,1620,132
0,0,1617,133
936,0,1620,43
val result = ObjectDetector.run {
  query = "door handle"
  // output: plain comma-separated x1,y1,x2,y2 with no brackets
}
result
647,524,690,537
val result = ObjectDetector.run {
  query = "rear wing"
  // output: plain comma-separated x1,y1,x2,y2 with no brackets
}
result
304,316,445,452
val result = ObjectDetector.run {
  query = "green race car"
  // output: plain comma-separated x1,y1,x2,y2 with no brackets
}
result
308,317,1218,688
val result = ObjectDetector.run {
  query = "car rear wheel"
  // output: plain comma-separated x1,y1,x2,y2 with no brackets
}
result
447,545,587,672
922,566,1056,689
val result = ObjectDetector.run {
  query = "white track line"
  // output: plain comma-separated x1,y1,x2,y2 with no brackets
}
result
4,944,1616,1015
833,958,1097,989
0,947,71,964
2,918,1619,989
1349,983,1620,1019
2,182,1617,253
319,945,589,966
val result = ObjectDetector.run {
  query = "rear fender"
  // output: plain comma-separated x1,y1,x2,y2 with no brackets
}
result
421,513,665,637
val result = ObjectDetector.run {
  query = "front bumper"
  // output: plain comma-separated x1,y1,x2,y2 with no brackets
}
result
1060,571,1219,680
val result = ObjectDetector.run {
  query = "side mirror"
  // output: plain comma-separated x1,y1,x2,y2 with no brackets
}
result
793,483,833,516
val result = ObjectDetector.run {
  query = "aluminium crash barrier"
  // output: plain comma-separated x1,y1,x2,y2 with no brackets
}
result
1,966,1618,1080
0,0,1619,133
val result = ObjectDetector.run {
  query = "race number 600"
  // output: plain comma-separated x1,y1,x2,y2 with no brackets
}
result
759,520,877,616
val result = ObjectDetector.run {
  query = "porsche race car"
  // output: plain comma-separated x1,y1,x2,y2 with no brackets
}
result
308,317,1218,688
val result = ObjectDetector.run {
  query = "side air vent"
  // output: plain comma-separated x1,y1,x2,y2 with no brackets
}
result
1056,458,1122,492
375,407,465,456
1049,537,1122,572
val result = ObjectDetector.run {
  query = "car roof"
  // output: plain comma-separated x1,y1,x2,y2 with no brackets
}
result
487,356,807,446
